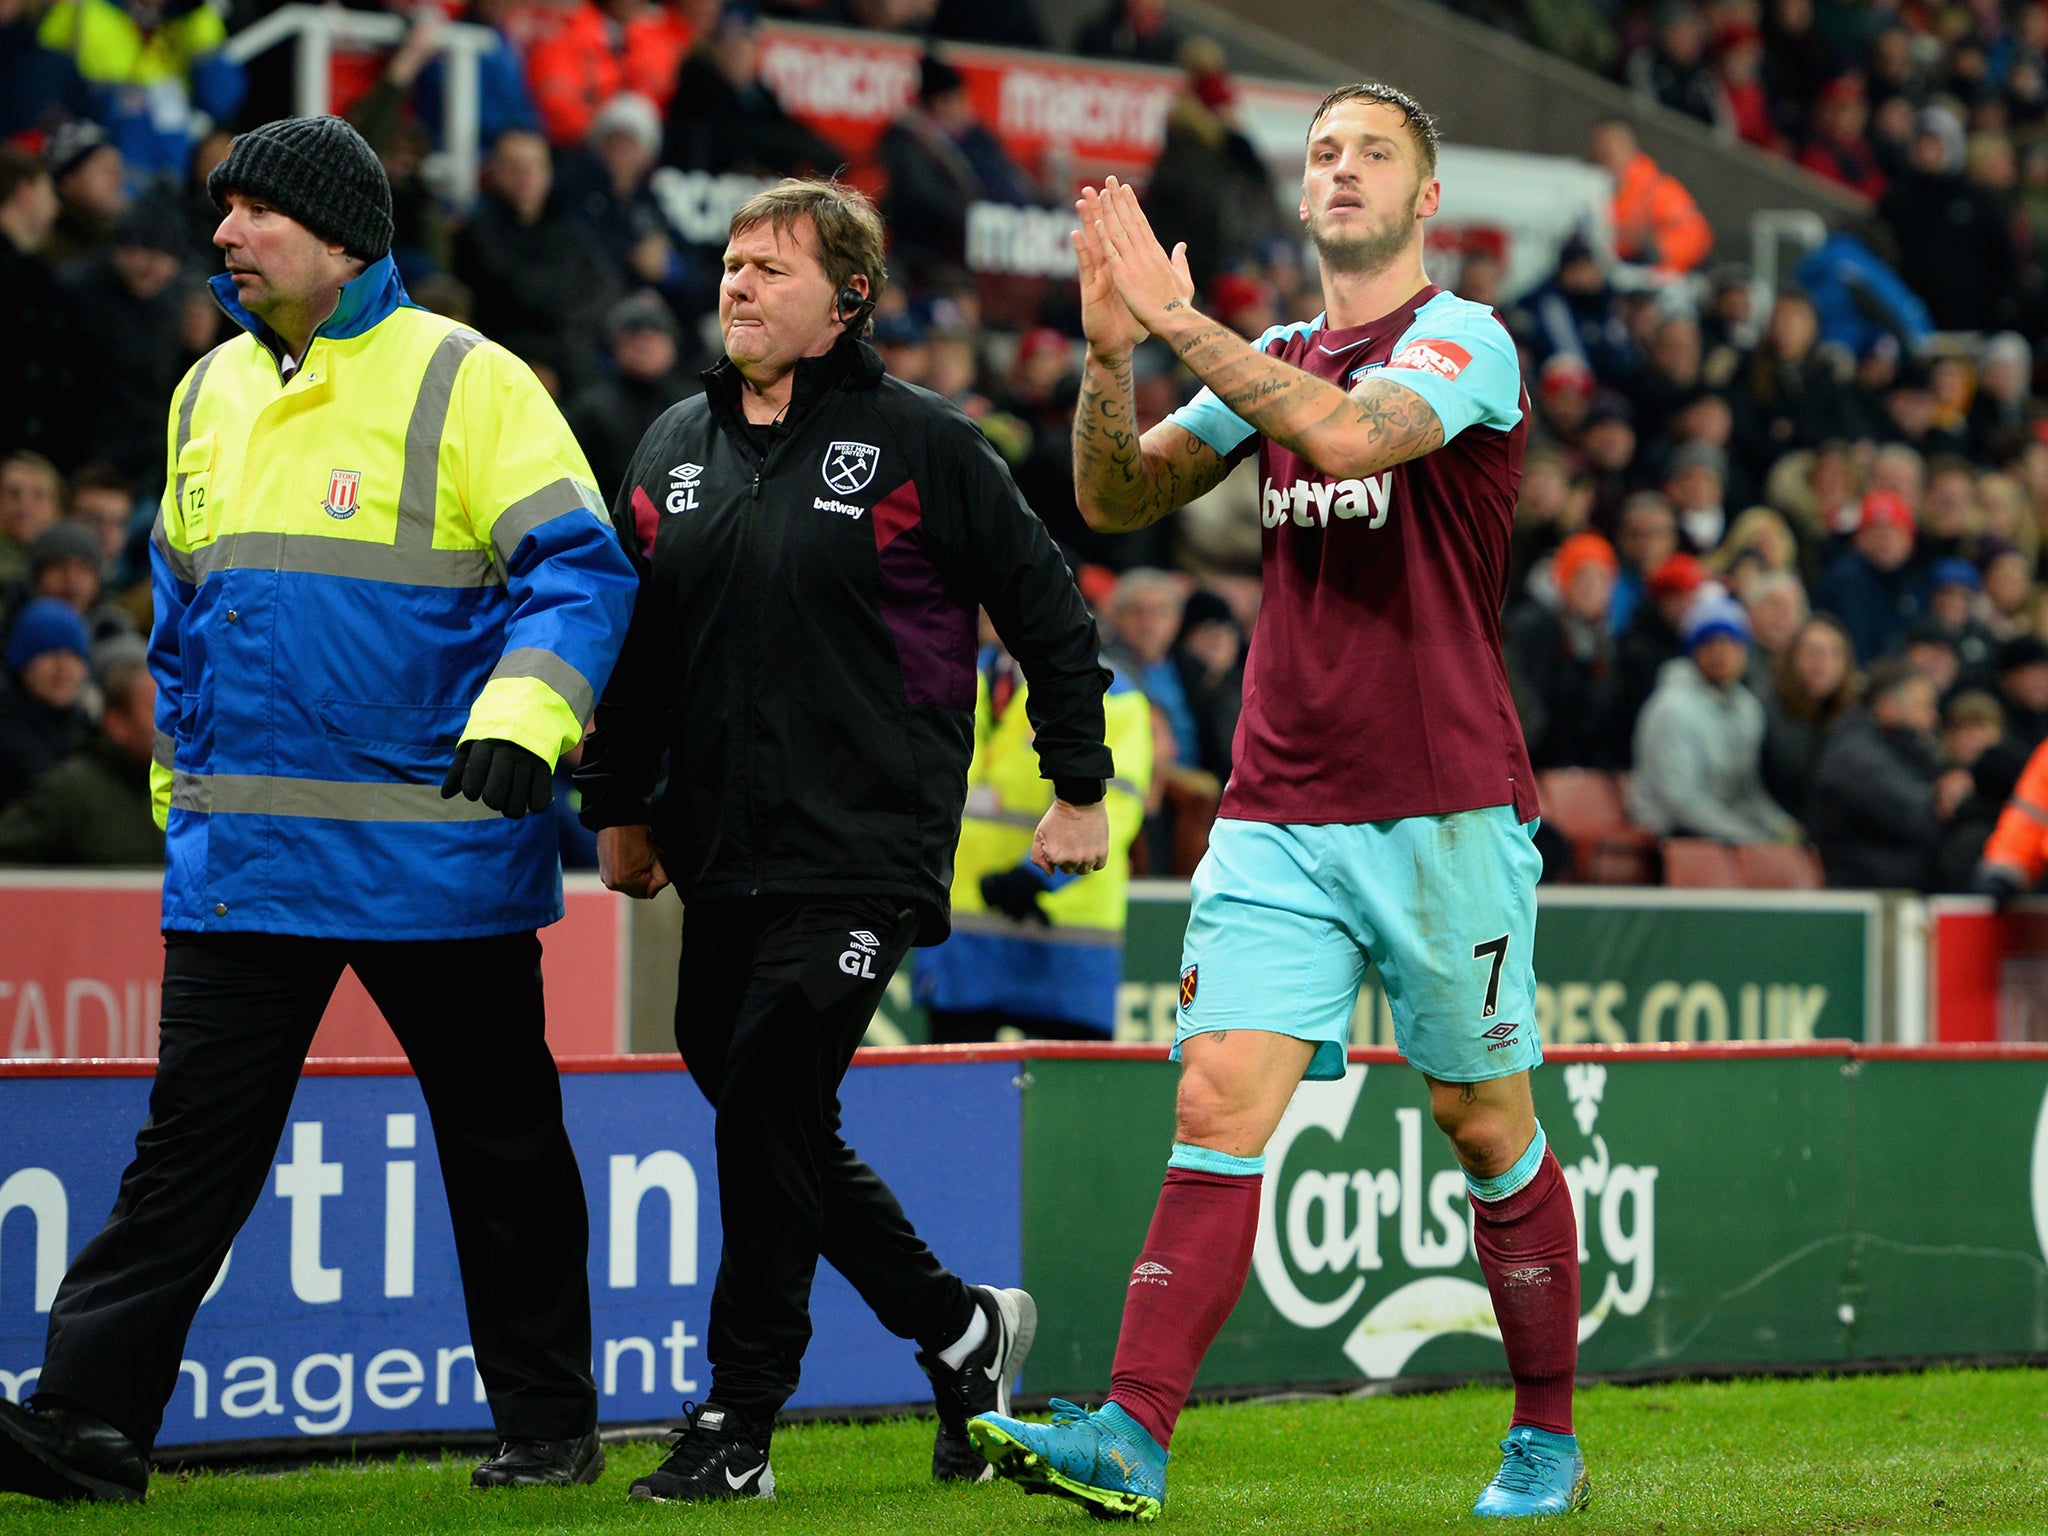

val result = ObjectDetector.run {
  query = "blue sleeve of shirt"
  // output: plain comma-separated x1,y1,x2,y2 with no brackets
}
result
1161,320,1315,457
1377,296,1524,443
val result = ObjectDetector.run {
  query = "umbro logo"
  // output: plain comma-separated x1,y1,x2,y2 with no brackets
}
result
1482,1021,1517,1041
837,928,881,979
665,463,703,515
1131,1260,1172,1288
1502,1265,1553,1288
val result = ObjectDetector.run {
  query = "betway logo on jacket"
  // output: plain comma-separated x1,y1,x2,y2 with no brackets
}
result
1261,471,1394,530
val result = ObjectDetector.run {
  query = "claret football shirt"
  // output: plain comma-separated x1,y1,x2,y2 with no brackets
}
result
1165,284,1537,826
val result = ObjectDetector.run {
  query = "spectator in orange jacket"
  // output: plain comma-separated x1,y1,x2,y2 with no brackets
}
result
1588,118,1713,274
526,0,697,148
1976,730,2048,901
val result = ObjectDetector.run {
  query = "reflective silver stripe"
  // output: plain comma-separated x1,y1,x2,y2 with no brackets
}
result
1110,776,1144,801
152,731,175,769
490,477,606,573
170,343,226,516
191,532,496,588
171,771,501,823
397,328,484,550
151,511,197,584
975,808,1048,830
947,911,1122,946
2016,797,2048,830
489,646,595,723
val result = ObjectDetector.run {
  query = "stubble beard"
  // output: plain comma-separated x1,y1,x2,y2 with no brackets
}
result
1308,192,1419,278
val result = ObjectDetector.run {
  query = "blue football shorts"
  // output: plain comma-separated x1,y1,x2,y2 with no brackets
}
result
1172,806,1543,1083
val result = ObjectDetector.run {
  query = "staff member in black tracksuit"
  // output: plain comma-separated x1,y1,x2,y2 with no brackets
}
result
576,178,1114,1506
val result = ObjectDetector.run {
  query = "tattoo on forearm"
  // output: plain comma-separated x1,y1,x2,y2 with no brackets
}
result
1174,329,1446,472
1072,358,1231,531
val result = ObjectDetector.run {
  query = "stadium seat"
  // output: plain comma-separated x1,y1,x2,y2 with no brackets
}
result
1660,838,1744,888
1735,841,1825,890
1164,774,1221,877
1535,769,1658,884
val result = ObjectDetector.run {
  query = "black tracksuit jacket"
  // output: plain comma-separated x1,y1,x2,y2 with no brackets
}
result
577,335,1112,942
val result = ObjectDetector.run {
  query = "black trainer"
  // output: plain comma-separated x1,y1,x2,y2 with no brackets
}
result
0,1397,148,1503
627,1402,774,1503
471,1430,604,1488
917,1284,1038,1482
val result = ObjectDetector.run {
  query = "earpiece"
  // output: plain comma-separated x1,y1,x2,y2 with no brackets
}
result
836,282,875,327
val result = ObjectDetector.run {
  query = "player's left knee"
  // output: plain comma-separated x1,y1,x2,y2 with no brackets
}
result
1430,1100,1527,1178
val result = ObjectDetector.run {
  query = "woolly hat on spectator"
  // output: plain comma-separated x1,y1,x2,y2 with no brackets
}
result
1584,390,1635,429
1858,488,1916,536
1930,556,1983,591
589,92,662,160
47,119,111,182
1647,551,1708,600
6,597,91,677
1997,635,2048,673
1539,353,1595,398
29,521,101,576
1682,588,1751,650
1554,531,1618,594
208,116,393,263
607,291,678,343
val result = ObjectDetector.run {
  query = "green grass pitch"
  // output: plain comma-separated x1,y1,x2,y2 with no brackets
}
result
0,1368,2041,1533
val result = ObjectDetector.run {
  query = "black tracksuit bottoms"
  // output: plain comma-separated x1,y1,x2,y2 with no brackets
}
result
675,896,978,1421
36,930,598,1453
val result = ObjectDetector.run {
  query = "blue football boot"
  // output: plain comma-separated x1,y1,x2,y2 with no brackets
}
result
968,1398,1167,1521
1473,1424,1590,1517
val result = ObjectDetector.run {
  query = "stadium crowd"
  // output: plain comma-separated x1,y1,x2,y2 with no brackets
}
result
1,0,2046,896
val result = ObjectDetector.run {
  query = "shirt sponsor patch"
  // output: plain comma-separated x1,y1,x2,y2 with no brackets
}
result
1388,339,1471,378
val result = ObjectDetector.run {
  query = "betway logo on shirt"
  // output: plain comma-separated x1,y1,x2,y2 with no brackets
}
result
1261,472,1394,530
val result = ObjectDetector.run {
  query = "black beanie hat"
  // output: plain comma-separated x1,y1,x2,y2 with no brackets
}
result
207,116,394,263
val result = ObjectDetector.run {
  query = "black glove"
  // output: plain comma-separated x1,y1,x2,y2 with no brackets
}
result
981,866,1051,924
1973,864,2028,910
441,738,554,819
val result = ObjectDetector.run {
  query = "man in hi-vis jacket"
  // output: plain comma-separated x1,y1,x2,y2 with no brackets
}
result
0,116,635,1504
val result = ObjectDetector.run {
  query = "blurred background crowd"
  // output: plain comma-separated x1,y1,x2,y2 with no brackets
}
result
5,0,2048,901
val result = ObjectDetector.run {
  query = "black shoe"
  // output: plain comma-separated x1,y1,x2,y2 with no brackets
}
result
0,1397,147,1503
917,1284,1038,1482
471,1430,604,1488
627,1403,774,1503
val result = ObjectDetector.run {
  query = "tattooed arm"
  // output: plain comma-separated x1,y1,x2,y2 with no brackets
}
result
1071,352,1235,533
1162,313,1446,481
1081,176,1445,483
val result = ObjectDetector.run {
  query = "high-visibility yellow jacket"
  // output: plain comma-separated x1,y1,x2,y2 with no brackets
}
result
150,257,637,939
913,657,1152,1033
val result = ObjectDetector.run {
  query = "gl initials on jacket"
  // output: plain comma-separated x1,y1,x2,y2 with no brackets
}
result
667,463,703,514
1261,471,1393,530
838,929,881,978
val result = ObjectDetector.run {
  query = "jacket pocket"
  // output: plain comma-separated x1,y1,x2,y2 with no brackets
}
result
176,434,217,543
318,698,472,780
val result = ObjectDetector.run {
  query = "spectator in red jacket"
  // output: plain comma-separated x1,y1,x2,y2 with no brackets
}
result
526,0,696,147
1798,76,1887,199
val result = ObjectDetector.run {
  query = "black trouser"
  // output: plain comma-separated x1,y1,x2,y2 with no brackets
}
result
37,930,598,1453
676,896,976,1421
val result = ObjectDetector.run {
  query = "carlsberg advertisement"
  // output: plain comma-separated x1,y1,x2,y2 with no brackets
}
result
1020,1049,2048,1393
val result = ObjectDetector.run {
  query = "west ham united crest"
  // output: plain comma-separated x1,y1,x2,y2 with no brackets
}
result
822,441,880,495
1180,964,1199,1010
322,468,362,520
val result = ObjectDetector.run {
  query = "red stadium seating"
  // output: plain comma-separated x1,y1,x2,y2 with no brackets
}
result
1535,769,1658,884
1735,842,1825,890
1660,838,1743,888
